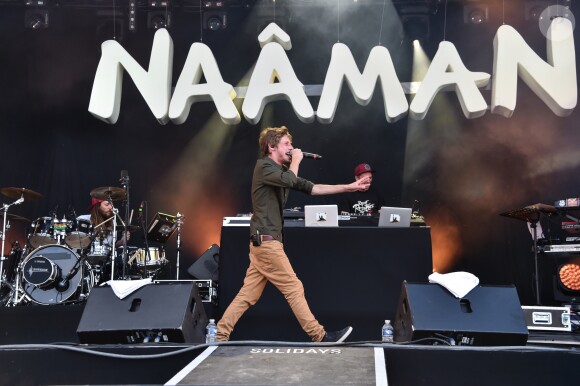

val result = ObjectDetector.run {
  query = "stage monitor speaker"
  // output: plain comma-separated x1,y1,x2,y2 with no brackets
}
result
188,243,219,281
393,281,528,346
77,282,208,344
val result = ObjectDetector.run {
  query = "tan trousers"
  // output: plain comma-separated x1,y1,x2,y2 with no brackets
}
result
216,240,325,342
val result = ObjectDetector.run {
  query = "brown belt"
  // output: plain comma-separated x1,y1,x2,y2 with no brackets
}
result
260,234,276,242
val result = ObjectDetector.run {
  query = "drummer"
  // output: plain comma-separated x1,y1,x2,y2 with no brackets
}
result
78,197,130,248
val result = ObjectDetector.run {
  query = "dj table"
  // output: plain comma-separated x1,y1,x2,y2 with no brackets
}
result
218,226,433,341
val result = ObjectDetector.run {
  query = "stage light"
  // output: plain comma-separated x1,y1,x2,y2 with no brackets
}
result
525,1,551,21
203,11,227,31
24,9,49,29
559,263,580,292
24,0,49,29
129,0,137,32
147,11,171,29
464,5,489,25
401,15,430,43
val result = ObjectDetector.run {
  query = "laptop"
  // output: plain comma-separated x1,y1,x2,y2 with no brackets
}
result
304,205,339,227
378,207,412,228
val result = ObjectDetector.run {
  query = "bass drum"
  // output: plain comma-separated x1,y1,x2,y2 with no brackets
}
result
21,245,94,305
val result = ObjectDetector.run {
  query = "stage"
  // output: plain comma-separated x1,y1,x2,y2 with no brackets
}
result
0,338,579,385
0,302,579,386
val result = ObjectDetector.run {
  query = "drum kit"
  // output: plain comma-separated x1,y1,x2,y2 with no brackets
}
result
0,185,180,307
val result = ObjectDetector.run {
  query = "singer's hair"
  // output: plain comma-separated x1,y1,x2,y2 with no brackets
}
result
259,126,292,156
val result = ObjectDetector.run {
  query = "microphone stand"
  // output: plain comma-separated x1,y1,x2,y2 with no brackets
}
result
176,212,183,280
1,196,24,292
109,198,127,281
120,173,130,280
139,203,151,279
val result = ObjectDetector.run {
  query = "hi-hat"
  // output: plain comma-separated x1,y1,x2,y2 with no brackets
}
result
0,187,43,200
90,186,127,201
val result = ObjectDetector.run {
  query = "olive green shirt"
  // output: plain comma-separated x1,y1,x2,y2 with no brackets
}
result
250,157,314,242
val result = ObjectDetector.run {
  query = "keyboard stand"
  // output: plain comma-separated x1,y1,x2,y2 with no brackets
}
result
500,203,558,305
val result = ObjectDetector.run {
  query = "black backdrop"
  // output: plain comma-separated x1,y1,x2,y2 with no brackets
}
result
1,1,580,305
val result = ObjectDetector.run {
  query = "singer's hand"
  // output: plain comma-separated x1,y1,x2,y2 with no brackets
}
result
352,176,371,192
289,148,304,163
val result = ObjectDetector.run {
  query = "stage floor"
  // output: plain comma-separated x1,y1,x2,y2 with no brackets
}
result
1,299,579,385
0,338,579,386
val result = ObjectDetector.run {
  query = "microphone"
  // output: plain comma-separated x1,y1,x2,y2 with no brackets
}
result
286,151,323,160
138,201,145,219
52,205,59,218
56,263,81,292
120,169,129,187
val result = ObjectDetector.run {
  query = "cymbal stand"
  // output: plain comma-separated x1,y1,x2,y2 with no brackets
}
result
176,212,183,280
529,216,541,305
109,197,126,281
139,203,151,280
119,171,130,279
1,195,24,291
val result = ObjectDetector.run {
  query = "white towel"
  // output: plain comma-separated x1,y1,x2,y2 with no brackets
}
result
106,278,152,299
428,271,479,298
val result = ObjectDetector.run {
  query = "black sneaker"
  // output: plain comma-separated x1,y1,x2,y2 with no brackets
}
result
322,326,353,343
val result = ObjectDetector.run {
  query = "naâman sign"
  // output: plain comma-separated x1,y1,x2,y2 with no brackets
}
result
88,19,576,126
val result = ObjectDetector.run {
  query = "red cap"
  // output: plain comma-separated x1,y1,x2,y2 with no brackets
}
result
354,163,376,177
87,197,104,211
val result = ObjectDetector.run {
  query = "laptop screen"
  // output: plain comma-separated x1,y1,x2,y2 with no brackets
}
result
378,207,412,228
304,205,339,227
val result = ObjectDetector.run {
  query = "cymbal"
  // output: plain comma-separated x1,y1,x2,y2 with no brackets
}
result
0,187,43,200
90,186,126,201
2,213,31,222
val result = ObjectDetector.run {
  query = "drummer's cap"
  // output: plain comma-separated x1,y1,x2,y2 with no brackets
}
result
88,197,104,211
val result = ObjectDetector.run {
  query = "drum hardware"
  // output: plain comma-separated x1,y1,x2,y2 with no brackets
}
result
86,236,113,265
1,191,28,304
129,247,168,267
28,214,75,249
20,245,95,305
65,218,93,249
119,170,131,280
176,212,184,279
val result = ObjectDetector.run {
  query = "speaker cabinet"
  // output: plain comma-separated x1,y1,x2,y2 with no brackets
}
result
77,282,207,344
393,282,528,346
188,243,219,281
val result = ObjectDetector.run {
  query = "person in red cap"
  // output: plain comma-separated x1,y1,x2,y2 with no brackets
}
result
339,163,385,216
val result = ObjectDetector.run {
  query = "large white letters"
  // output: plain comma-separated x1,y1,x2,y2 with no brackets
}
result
242,41,314,124
88,21,577,125
492,19,576,117
317,43,408,124
410,41,490,120
169,43,240,125
88,28,173,124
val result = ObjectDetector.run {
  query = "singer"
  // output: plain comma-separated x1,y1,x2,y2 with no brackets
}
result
217,126,370,343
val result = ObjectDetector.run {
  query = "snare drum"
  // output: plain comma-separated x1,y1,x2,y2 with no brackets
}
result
86,239,112,265
132,247,167,267
65,219,93,249
28,217,56,249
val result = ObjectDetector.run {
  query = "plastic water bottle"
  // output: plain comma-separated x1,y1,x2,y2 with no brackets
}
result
205,319,217,344
382,320,394,343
